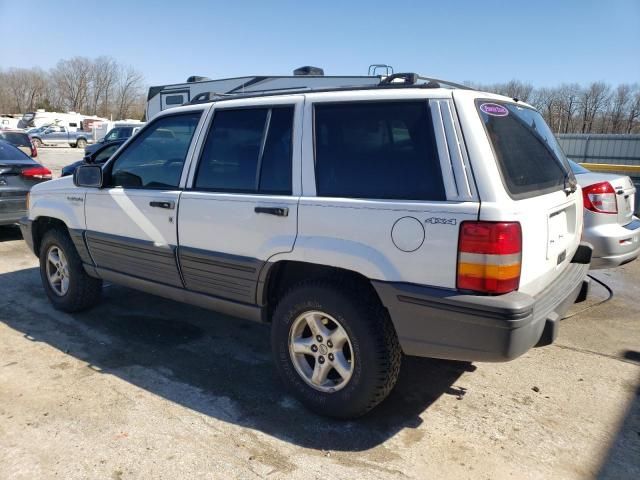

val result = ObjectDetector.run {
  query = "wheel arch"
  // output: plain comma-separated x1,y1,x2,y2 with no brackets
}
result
32,216,69,255
259,260,386,323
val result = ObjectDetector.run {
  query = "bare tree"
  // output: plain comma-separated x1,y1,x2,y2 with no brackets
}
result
51,57,93,112
89,56,119,117
1,68,48,112
114,66,144,120
503,80,534,102
579,82,610,133
626,86,640,134
530,87,561,130
556,83,581,133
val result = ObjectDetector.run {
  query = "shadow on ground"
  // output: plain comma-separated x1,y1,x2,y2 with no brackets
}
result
597,351,640,479
0,266,472,451
0,225,22,242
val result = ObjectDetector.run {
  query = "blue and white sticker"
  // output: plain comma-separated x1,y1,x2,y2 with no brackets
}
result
480,103,509,117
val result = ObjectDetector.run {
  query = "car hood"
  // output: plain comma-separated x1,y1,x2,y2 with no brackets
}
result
30,175,75,194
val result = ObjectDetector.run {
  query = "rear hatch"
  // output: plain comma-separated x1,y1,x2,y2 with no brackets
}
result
475,99,581,295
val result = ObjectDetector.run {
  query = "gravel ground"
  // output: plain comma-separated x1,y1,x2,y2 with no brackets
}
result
0,148,638,479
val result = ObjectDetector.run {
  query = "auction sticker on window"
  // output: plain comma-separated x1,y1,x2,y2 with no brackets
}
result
480,103,509,117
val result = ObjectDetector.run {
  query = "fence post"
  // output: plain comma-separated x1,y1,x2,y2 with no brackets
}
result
583,135,590,163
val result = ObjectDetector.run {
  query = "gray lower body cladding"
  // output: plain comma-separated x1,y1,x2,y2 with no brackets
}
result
373,243,593,362
178,247,264,304
85,231,183,288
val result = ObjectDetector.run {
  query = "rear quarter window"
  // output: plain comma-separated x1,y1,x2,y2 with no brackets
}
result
0,132,30,147
314,101,446,201
477,100,571,198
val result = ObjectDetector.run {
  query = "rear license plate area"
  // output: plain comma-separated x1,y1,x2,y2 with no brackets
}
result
547,206,574,260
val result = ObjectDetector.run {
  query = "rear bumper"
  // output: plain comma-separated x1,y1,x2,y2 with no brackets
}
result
585,217,640,269
0,198,27,225
373,242,593,362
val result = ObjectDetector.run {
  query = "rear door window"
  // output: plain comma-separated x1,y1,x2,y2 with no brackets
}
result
314,101,446,201
477,101,572,198
194,106,294,194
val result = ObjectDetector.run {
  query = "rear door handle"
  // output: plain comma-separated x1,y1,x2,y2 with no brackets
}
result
149,200,175,210
254,206,289,217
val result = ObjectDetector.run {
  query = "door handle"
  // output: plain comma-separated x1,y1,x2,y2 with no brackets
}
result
254,206,289,217
149,200,175,210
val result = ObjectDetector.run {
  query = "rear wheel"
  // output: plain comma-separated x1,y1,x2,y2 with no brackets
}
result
271,280,401,418
76,138,87,149
39,228,102,312
32,138,42,148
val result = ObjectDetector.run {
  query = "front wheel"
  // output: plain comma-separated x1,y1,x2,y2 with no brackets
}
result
76,138,87,149
39,228,102,312
271,280,401,419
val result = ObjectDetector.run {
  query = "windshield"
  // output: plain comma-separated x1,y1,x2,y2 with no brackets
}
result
478,100,573,198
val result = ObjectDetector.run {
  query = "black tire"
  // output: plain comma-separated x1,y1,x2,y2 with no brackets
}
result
271,279,401,419
39,228,102,312
76,138,87,149
32,138,42,148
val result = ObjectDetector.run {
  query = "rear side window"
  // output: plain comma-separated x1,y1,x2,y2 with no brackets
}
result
314,101,446,200
0,141,30,160
0,132,30,147
194,106,294,194
478,101,571,198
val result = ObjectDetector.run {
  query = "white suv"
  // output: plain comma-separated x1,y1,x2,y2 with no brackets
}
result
21,79,592,418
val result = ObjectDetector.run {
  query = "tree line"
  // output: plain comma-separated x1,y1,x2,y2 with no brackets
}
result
0,56,146,121
468,80,640,134
1,57,639,134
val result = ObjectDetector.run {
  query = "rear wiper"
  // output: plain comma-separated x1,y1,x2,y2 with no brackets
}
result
563,171,578,196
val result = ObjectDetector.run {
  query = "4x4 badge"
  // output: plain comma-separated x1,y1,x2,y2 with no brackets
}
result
425,217,457,226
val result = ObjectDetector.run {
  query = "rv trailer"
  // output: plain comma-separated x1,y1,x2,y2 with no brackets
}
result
145,66,393,120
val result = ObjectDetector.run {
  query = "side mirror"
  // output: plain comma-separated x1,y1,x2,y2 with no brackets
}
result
74,165,103,188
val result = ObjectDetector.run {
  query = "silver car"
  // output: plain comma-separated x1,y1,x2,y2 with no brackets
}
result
570,160,640,268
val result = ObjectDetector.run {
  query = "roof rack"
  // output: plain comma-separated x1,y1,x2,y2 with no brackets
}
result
187,72,473,105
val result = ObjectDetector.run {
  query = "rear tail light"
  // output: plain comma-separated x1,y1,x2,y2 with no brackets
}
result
30,140,38,157
21,166,52,180
582,181,617,214
457,221,522,294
